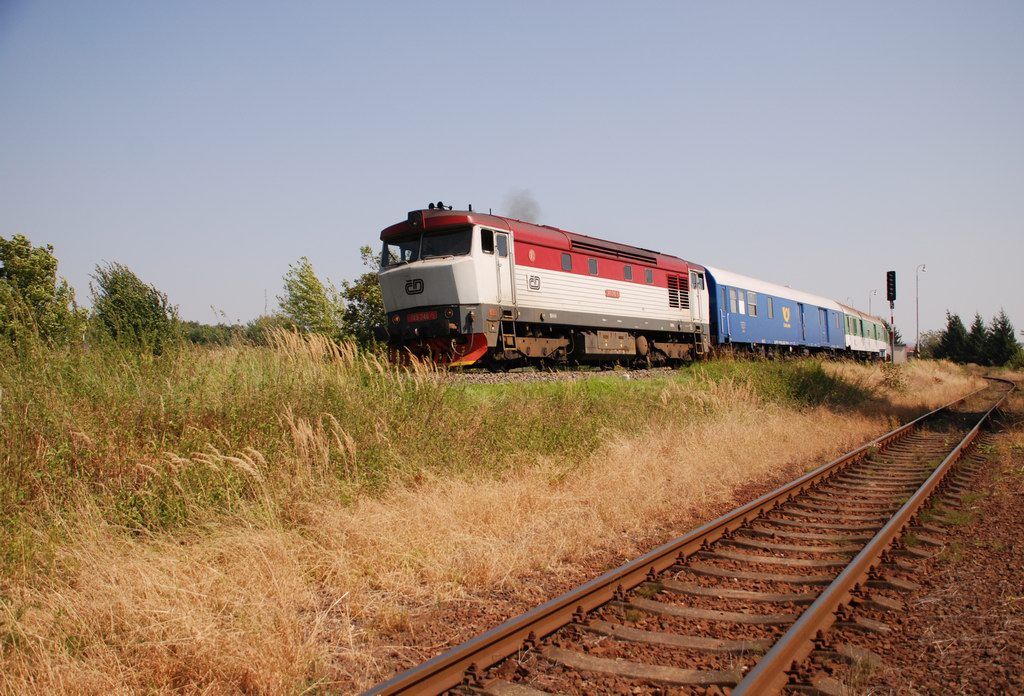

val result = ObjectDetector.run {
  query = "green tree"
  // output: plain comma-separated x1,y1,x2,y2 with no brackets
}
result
915,329,942,358
0,233,85,345
966,313,988,365
244,314,295,344
277,257,344,338
934,311,969,363
985,309,1020,367
182,320,245,346
91,262,179,353
340,245,385,346
882,320,903,347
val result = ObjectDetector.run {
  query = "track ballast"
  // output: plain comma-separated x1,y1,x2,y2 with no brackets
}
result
365,378,1014,696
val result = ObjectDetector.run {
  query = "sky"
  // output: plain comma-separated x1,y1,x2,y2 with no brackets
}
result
1,1,1022,340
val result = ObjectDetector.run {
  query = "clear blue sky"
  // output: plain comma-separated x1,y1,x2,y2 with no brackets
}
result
2,1,1022,339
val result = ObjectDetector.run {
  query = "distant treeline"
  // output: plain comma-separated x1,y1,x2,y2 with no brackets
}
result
0,233,384,352
917,311,1022,367
3,232,1021,368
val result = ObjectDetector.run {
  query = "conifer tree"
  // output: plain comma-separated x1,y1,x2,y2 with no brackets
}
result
985,309,1020,366
934,312,969,363
967,313,988,365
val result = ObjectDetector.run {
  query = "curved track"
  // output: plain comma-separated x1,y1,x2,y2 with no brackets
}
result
365,378,1014,696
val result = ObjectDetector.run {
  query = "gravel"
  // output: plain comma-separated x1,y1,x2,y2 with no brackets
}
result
447,365,681,385
863,430,1023,694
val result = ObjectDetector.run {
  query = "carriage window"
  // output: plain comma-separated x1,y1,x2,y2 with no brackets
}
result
481,229,494,254
561,253,572,271
747,292,758,317
623,264,633,281
767,296,774,319
496,234,508,258
645,268,654,284
737,290,746,315
835,313,840,329
729,288,738,313
588,258,598,275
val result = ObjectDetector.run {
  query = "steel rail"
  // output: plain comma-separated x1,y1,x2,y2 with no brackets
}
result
734,377,1015,694
363,383,996,696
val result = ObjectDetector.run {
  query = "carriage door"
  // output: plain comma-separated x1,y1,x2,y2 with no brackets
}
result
689,270,707,324
798,303,806,341
494,232,514,308
818,308,828,344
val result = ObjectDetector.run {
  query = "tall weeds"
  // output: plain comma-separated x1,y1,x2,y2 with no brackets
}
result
0,336,985,693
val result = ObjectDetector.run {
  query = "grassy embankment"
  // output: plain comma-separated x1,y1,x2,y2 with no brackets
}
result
0,333,983,694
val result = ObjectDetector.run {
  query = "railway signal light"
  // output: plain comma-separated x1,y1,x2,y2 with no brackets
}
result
886,271,896,302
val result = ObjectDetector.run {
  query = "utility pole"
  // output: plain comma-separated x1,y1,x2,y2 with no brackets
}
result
915,264,926,353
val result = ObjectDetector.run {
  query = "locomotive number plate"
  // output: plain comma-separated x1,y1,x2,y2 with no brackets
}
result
407,310,438,323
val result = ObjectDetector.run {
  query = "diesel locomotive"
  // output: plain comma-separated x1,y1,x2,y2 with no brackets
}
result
377,205,889,367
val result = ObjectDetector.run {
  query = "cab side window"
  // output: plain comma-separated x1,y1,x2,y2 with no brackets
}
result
496,234,508,258
481,229,494,254
561,253,572,271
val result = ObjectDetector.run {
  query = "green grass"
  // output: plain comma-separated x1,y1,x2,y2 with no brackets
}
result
937,508,976,526
940,539,965,563
0,334,881,581
635,581,664,598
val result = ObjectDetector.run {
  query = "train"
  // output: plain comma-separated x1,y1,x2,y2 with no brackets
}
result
377,205,891,367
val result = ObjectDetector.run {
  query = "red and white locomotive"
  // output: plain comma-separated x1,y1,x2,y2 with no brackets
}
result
378,206,712,366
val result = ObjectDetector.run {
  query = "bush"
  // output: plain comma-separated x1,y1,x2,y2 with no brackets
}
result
90,262,179,353
0,233,85,346
278,257,344,338
1008,348,1024,371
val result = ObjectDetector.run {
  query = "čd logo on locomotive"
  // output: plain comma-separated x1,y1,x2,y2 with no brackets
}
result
405,278,424,295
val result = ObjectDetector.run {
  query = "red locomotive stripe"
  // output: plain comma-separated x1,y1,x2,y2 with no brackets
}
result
513,239,684,289
381,210,704,292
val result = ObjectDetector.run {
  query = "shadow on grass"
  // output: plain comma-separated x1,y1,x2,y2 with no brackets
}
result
688,359,875,410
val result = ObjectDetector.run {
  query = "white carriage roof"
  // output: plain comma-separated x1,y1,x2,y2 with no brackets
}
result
703,266,844,313
837,303,887,324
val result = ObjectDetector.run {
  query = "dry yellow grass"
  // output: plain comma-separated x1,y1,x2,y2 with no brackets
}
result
0,361,985,695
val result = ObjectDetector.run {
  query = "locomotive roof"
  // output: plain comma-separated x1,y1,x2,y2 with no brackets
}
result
381,209,700,272
704,265,844,313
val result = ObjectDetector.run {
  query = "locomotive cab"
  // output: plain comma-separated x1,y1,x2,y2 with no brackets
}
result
378,209,515,364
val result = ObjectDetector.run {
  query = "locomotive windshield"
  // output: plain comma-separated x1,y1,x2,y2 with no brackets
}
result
381,226,472,267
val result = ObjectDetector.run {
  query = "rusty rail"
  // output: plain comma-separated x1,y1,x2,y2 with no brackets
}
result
363,382,1002,696
733,376,1015,694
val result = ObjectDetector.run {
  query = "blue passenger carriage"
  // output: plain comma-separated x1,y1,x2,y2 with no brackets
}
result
705,267,845,353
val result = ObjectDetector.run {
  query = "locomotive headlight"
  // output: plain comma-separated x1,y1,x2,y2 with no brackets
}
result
445,308,454,318
392,315,401,324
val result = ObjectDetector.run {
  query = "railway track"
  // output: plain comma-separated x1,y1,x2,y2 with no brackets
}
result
365,378,1014,696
